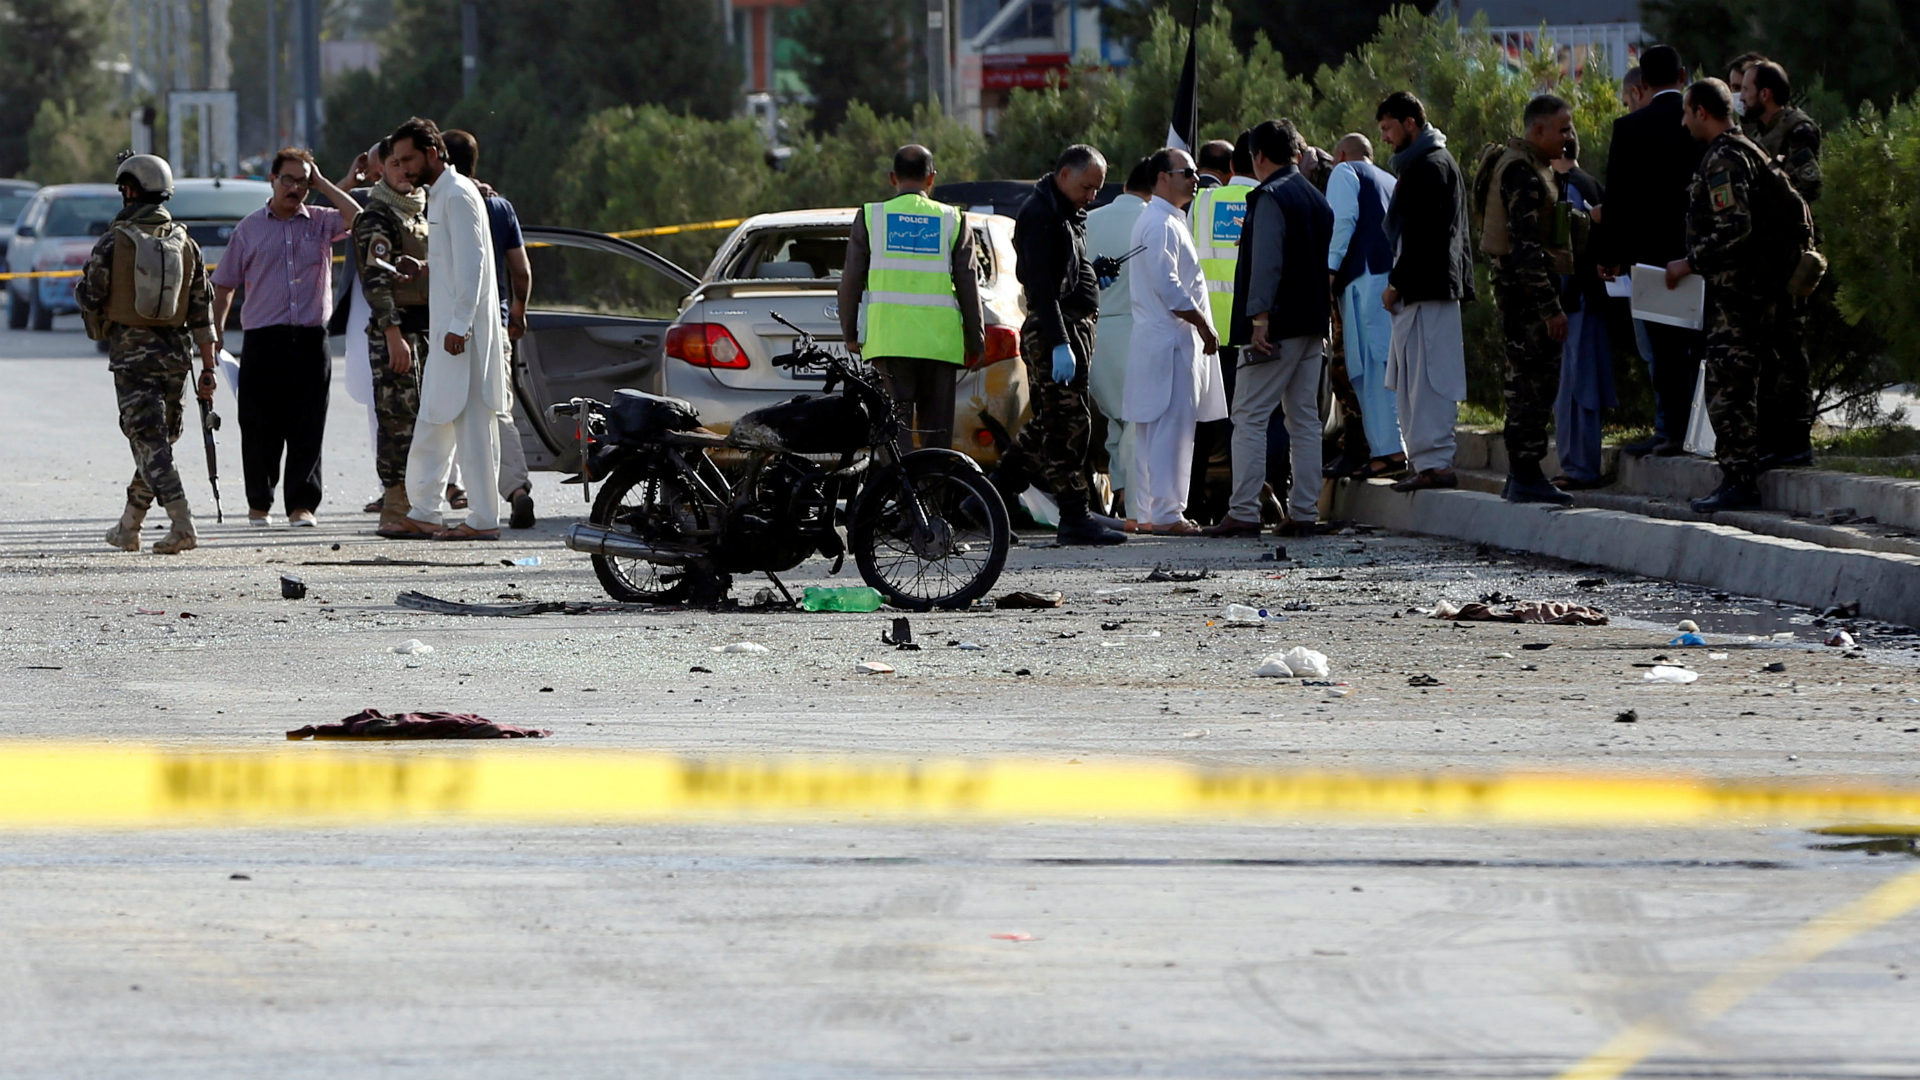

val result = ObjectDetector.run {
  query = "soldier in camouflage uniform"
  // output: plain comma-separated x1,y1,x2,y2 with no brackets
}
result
353,143,432,536
1743,60,1821,467
1481,95,1579,505
1669,79,1781,513
75,154,218,554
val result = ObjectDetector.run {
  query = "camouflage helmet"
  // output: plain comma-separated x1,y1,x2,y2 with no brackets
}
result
115,154,175,199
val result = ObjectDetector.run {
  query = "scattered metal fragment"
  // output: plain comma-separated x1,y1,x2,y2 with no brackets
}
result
1145,565,1213,583
1408,674,1442,687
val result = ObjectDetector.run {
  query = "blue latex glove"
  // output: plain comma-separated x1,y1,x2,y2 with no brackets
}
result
1098,273,1117,289
1050,343,1076,383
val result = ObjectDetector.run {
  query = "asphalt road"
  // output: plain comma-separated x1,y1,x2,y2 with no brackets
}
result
4,319,1919,1077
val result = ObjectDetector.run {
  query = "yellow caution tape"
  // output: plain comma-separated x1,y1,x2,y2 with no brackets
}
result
607,217,744,239
7,745,1920,830
0,216,742,281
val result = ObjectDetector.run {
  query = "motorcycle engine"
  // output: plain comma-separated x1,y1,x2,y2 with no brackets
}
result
719,457,831,573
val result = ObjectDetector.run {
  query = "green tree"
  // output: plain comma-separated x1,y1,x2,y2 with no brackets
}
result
784,0,919,133
781,101,983,208
321,0,739,221
24,96,124,183
1646,0,1920,119
0,0,109,177
1820,99,1920,394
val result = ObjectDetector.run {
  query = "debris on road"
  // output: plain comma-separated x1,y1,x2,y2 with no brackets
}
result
1616,709,1638,723
1254,655,1294,677
1764,661,1789,673
956,641,987,650
1180,728,1208,739
286,709,551,740
504,556,542,567
1145,565,1212,583
1408,674,1443,687
881,618,920,650
136,607,164,615
1280,647,1331,678
1826,630,1857,648
802,586,884,612
997,590,1065,609
856,661,896,675
713,642,771,654
1521,642,1553,651
1575,578,1608,588
990,932,1037,942
1677,619,1700,633
304,556,489,568
1431,600,1608,625
1669,632,1708,647
390,639,434,655
1643,666,1699,684
395,591,662,617
280,575,306,600
1225,604,1281,624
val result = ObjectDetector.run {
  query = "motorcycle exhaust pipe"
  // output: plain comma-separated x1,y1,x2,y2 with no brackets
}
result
563,523,695,564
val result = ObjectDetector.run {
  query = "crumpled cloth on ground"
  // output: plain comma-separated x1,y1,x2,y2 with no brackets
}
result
1432,600,1609,626
287,709,552,740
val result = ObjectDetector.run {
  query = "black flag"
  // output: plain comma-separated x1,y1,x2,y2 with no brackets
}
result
1166,3,1200,152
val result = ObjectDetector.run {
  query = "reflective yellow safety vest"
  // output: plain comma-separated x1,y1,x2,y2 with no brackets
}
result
860,192,964,364
1189,181,1250,331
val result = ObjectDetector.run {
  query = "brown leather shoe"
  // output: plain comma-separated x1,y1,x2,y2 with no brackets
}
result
1200,515,1263,538
1274,518,1319,537
1390,468,1458,493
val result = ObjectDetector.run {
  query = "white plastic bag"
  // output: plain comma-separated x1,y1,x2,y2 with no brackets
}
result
1280,647,1331,679
1254,654,1295,677
1642,665,1698,684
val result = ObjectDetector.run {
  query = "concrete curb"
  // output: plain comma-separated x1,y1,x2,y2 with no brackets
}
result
1457,427,1920,533
1333,480,1920,627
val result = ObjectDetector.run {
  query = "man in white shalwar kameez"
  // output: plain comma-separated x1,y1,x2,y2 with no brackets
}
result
385,118,509,540
1121,149,1227,534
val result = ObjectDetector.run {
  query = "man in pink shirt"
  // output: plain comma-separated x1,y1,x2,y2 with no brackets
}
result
210,147,361,527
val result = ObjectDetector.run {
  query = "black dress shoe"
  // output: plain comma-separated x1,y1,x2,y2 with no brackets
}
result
1650,439,1689,457
1690,482,1761,513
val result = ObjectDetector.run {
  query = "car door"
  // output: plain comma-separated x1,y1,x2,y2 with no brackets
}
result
512,227,699,471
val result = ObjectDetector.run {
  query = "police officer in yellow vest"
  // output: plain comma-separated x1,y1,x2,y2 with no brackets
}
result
838,144,985,451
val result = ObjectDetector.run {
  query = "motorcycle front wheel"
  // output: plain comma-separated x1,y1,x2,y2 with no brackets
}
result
588,458,720,604
850,460,1010,610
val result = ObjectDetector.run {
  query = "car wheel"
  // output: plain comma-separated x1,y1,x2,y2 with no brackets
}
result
29,288,51,331
6,288,26,330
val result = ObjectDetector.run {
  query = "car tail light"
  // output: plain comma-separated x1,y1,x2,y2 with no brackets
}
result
979,324,1020,366
665,323,750,369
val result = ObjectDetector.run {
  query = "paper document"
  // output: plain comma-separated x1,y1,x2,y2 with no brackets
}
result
1630,263,1705,330
1603,275,1633,299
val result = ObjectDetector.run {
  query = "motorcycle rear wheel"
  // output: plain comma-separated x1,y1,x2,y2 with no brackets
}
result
588,459,720,604
851,461,1009,611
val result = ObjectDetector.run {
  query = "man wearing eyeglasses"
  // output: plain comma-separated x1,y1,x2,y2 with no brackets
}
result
210,147,361,527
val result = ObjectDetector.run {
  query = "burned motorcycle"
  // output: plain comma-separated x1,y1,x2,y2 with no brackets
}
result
558,313,1011,609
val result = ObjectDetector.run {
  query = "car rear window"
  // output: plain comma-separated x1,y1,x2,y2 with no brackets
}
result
42,196,121,238
718,226,848,281
169,185,271,220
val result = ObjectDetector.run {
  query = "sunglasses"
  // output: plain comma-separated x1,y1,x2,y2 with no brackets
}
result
1168,167,1197,179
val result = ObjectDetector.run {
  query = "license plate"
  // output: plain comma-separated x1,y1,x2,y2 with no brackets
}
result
772,336,847,378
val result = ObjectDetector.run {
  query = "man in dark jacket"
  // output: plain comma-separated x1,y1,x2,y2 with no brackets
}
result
992,144,1126,545
1376,91,1474,493
1602,44,1706,455
1205,119,1332,538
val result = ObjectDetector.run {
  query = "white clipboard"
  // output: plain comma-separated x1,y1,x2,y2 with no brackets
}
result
1629,263,1705,330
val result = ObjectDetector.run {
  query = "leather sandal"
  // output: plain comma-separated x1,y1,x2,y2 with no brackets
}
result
1148,519,1204,536
1200,516,1262,538
377,516,442,539
432,523,501,542
1349,455,1409,481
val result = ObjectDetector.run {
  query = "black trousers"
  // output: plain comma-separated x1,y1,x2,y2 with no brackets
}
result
875,355,957,452
1645,322,1704,447
238,323,331,513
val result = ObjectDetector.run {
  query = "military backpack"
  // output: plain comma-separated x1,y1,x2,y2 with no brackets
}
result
106,219,192,328
1723,132,1825,298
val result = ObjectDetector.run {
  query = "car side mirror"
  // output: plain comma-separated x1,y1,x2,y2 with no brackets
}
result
14,223,33,238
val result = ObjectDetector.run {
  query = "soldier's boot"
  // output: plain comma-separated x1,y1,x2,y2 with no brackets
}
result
378,484,412,530
104,504,147,551
1689,481,1761,514
1503,460,1574,507
151,499,198,555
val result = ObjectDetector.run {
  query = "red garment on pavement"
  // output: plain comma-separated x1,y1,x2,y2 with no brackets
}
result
286,709,551,740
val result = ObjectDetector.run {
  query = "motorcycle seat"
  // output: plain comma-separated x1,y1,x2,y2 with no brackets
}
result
606,388,702,443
